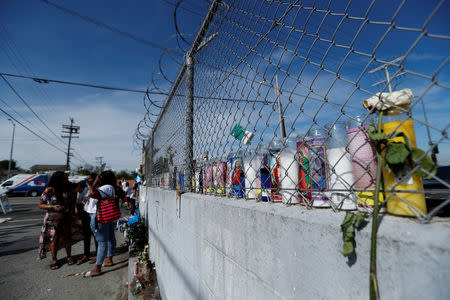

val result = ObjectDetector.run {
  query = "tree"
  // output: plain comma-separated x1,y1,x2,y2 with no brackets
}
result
79,164,95,175
0,160,16,171
116,170,138,180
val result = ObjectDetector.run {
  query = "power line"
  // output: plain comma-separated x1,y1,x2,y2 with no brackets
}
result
1,72,151,94
0,72,273,103
0,23,59,116
40,0,182,55
0,96,76,157
0,108,66,154
0,108,87,168
0,97,33,126
0,74,67,145
3,71,345,107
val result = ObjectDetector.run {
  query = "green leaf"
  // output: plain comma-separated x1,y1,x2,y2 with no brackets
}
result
391,132,412,150
370,132,388,142
367,124,377,135
341,211,355,231
367,124,387,144
411,147,437,177
385,142,410,165
342,241,354,257
354,213,368,228
340,212,368,257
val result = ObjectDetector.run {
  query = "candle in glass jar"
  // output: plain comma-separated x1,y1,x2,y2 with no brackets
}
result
325,122,357,210
279,137,299,204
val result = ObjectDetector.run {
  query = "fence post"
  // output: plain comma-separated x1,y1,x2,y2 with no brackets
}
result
185,54,195,192
147,133,154,186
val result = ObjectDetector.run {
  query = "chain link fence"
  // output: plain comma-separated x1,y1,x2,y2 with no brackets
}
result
144,0,450,223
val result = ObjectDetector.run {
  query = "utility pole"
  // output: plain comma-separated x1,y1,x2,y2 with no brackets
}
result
7,119,15,178
62,118,80,171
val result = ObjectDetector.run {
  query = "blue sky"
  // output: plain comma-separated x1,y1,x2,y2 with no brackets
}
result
1,0,449,174
0,0,207,171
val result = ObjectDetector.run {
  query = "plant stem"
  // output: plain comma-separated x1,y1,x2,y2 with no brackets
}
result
370,111,383,300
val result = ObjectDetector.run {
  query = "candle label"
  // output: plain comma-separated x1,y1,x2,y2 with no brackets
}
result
215,161,227,194
296,141,311,203
309,138,329,200
229,156,245,198
259,153,271,201
205,163,214,194
270,153,282,202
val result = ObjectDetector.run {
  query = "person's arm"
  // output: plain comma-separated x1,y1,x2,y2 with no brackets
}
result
88,175,102,199
38,190,60,211
38,199,60,211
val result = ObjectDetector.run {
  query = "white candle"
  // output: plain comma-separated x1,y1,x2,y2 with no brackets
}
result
280,137,299,204
244,151,259,199
326,147,357,210
326,122,357,210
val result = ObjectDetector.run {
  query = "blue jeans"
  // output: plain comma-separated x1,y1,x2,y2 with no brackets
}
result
93,221,116,265
89,213,96,233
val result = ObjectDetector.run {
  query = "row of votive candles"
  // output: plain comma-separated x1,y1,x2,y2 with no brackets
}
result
154,117,426,216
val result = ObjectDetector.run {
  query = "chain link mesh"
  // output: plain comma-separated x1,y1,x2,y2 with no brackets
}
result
146,0,450,223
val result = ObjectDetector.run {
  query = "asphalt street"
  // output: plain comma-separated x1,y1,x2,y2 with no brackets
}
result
0,196,129,300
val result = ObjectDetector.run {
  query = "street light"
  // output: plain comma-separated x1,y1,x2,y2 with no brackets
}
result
7,119,15,178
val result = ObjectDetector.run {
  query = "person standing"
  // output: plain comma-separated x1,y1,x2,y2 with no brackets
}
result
86,170,119,277
37,171,76,269
116,181,126,208
76,173,98,265
124,182,132,209
121,178,127,193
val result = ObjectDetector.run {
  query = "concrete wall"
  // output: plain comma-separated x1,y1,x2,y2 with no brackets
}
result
139,187,450,300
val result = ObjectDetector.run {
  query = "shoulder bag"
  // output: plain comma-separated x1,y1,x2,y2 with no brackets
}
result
96,190,121,223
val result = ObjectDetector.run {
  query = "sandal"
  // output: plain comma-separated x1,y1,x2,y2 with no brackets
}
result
89,257,97,264
83,270,101,277
77,256,89,265
50,262,59,270
67,257,75,265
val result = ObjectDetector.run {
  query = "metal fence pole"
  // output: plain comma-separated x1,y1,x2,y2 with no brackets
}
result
183,0,222,192
185,55,194,192
147,133,154,186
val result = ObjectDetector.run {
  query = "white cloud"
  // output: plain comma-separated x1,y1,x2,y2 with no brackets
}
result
0,92,146,171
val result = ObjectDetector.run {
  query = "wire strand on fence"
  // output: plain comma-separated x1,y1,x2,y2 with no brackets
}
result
146,0,450,223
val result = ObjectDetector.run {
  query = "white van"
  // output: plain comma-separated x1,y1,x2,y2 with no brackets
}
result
0,174,49,197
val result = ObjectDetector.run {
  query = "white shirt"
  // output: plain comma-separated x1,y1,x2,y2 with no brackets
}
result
83,185,115,214
121,181,127,191
125,186,132,197
98,184,115,198
82,187,98,214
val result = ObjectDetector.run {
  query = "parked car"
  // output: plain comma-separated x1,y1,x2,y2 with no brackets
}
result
0,174,49,197
423,166,450,217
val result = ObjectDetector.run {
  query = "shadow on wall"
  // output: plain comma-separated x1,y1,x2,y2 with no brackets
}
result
148,225,200,299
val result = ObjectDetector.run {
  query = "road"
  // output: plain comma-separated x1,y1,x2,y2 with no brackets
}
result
0,196,129,300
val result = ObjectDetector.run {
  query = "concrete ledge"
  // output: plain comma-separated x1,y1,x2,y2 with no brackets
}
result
141,187,450,300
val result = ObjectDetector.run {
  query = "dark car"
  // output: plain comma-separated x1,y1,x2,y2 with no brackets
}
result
423,166,450,217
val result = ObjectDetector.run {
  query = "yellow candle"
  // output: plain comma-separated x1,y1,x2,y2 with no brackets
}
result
381,118,427,216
